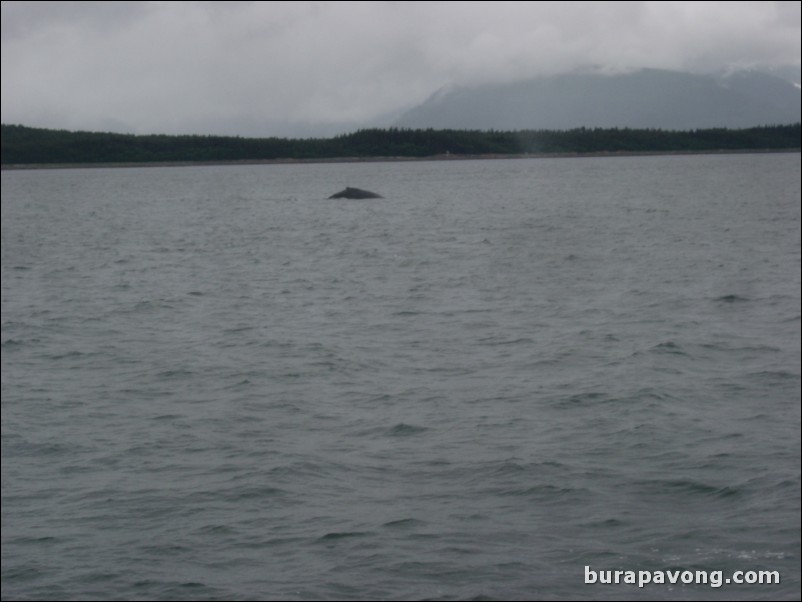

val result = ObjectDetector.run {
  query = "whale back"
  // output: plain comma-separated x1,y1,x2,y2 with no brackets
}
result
329,187,383,199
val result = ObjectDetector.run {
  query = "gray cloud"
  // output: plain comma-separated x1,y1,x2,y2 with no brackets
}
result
2,1,799,136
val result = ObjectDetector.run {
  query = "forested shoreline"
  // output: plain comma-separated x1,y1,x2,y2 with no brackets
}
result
2,123,799,166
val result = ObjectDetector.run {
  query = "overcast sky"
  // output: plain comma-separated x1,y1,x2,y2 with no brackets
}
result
2,1,800,137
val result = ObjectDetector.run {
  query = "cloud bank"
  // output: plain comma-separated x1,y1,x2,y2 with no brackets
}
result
2,1,800,136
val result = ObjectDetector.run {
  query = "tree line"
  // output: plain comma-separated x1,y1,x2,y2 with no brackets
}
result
1,123,799,165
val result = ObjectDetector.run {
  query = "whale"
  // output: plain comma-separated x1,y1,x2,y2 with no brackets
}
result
329,187,383,199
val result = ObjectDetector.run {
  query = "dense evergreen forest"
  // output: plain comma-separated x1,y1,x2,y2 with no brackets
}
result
1,123,799,165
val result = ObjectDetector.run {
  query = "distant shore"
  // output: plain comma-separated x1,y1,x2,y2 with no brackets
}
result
2,147,799,171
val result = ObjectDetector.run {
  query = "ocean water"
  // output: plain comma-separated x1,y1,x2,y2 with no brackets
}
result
1,154,800,601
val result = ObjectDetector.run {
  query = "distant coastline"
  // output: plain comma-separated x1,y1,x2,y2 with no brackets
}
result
1,147,799,171
2,123,799,168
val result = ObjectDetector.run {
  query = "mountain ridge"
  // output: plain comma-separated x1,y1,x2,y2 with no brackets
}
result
394,68,801,131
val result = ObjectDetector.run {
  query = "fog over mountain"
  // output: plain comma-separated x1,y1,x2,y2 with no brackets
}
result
393,68,801,132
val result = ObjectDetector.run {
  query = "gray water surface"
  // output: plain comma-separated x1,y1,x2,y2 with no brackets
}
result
2,154,800,600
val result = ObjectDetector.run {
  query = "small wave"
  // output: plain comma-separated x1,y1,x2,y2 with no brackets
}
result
221,379,254,391
7,441,87,457
649,341,689,356
389,423,429,436
654,340,681,350
556,392,612,407
222,485,287,501
748,370,799,381
383,518,425,529
483,460,527,476
700,342,781,353
477,337,534,346
580,518,627,528
45,350,98,360
268,461,329,479
714,294,750,303
1,566,45,582
198,524,235,535
151,413,181,421
223,325,255,334
131,579,218,598
500,484,581,499
7,535,60,546
637,479,742,499
318,531,371,541
155,369,195,379
178,583,208,591
129,299,178,312
419,366,474,376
